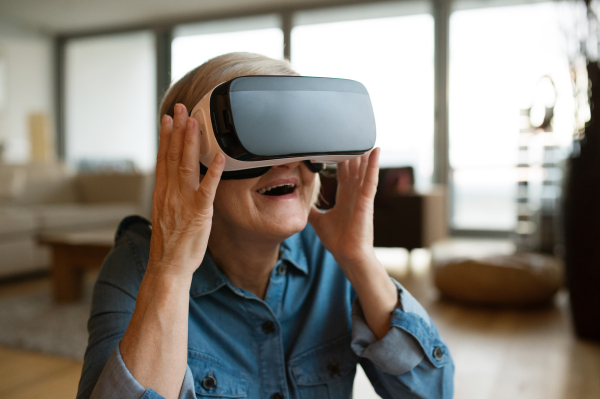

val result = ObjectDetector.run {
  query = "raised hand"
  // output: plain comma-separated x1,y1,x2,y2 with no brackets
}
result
309,148,397,340
120,104,224,399
309,148,380,270
148,103,225,279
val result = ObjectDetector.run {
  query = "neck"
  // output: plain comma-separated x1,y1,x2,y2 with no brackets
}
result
208,222,281,300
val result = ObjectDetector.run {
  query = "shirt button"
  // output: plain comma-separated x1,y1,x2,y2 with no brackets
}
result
271,393,284,399
202,375,217,390
277,264,287,275
262,321,276,334
327,361,341,377
433,346,444,361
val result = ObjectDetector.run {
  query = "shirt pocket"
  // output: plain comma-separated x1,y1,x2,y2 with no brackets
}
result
188,351,248,398
289,335,359,399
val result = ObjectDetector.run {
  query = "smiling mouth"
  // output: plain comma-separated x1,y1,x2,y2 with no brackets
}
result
257,183,296,196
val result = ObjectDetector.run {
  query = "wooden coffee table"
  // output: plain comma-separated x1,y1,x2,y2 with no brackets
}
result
38,229,115,303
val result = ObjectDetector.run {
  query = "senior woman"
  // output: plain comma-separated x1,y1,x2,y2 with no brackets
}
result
77,52,453,399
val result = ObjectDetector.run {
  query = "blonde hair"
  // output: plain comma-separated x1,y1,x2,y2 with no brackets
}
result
159,52,300,118
159,52,321,205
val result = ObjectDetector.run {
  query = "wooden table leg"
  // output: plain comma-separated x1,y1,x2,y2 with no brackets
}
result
51,244,83,303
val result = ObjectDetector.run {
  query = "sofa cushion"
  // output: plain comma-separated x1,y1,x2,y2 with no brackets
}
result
0,168,26,203
31,203,139,232
0,207,38,236
76,173,152,203
13,163,79,205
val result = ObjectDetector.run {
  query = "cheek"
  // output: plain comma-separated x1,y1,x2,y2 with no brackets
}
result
212,180,256,220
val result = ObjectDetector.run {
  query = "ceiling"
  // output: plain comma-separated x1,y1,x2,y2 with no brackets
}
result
0,0,346,35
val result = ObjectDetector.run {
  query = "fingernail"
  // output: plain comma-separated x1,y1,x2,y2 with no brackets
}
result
175,104,183,114
187,118,194,129
162,114,170,124
215,154,224,164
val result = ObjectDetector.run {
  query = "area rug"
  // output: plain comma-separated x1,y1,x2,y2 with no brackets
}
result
0,283,91,360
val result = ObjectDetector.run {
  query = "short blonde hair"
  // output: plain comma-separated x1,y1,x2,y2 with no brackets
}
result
159,52,299,118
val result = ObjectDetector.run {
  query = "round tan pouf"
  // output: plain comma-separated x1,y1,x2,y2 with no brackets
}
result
433,252,563,306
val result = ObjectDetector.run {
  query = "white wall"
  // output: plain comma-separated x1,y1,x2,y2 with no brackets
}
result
0,25,53,163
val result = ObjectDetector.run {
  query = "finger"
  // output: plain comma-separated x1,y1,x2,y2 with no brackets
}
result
308,205,327,232
195,153,225,209
348,155,361,179
166,103,188,182
340,155,363,200
337,160,349,182
179,118,200,192
335,160,354,204
361,147,380,198
155,115,173,186
358,150,370,183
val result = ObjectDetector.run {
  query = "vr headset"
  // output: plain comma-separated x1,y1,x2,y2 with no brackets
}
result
189,75,376,179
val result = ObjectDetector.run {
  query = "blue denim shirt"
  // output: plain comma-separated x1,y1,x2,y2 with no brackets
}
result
77,216,453,399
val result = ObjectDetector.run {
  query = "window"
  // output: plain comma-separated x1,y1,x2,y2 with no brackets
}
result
59,0,576,235
291,1,434,191
449,1,572,230
65,31,157,171
171,15,284,83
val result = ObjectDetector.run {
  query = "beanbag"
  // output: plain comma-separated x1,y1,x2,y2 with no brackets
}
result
433,252,563,306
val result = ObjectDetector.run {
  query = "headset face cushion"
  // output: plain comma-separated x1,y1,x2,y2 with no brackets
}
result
199,161,324,180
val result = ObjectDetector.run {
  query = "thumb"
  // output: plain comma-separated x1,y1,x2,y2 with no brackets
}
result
308,205,327,232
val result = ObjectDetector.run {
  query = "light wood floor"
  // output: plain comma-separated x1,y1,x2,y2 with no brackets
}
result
1,264,599,399
0,346,81,399
399,274,600,399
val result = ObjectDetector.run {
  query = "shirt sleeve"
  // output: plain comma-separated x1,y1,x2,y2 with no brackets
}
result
90,344,197,399
350,277,454,399
76,217,197,399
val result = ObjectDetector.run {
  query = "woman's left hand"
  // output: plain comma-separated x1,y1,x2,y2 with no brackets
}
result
310,148,397,340
309,148,380,271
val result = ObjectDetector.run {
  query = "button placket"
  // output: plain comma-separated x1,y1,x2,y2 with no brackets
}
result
327,361,341,377
262,321,276,334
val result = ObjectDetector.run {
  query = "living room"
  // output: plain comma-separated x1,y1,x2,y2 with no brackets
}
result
0,0,599,398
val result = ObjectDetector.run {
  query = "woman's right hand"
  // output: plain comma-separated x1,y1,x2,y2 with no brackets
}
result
119,103,223,399
148,103,225,280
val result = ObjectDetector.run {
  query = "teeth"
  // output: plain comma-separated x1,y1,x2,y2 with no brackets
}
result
257,183,296,194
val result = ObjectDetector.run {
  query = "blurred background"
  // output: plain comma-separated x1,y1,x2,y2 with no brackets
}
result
0,0,599,398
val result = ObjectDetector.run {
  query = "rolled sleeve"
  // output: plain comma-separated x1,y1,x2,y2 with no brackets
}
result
90,344,156,399
350,278,451,375
90,344,196,399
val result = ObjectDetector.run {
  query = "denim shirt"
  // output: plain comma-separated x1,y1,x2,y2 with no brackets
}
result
77,216,454,399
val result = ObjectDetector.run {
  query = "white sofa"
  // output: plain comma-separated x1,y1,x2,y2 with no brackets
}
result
0,162,153,278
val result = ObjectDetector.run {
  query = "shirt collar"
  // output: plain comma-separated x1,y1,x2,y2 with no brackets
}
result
190,232,309,298
189,252,228,298
279,233,309,275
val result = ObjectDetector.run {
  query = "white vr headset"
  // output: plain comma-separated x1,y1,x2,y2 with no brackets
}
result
189,75,376,179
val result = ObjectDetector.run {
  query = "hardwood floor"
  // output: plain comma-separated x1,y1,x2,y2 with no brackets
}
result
0,346,81,399
0,254,599,399
396,268,600,399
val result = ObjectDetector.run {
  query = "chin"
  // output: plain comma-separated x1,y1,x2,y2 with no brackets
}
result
262,209,308,239
213,171,315,242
